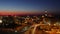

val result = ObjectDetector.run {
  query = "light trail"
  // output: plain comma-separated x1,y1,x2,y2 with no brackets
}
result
30,24,45,34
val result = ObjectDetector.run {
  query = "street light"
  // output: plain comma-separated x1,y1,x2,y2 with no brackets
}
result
15,30,18,32
0,20,2,23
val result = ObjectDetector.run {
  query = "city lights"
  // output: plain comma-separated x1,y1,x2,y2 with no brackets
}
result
0,15,59,34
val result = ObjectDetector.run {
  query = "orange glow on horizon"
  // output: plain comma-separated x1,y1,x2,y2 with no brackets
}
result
0,10,42,15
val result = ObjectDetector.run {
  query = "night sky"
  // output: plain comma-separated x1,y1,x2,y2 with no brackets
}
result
0,0,60,15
